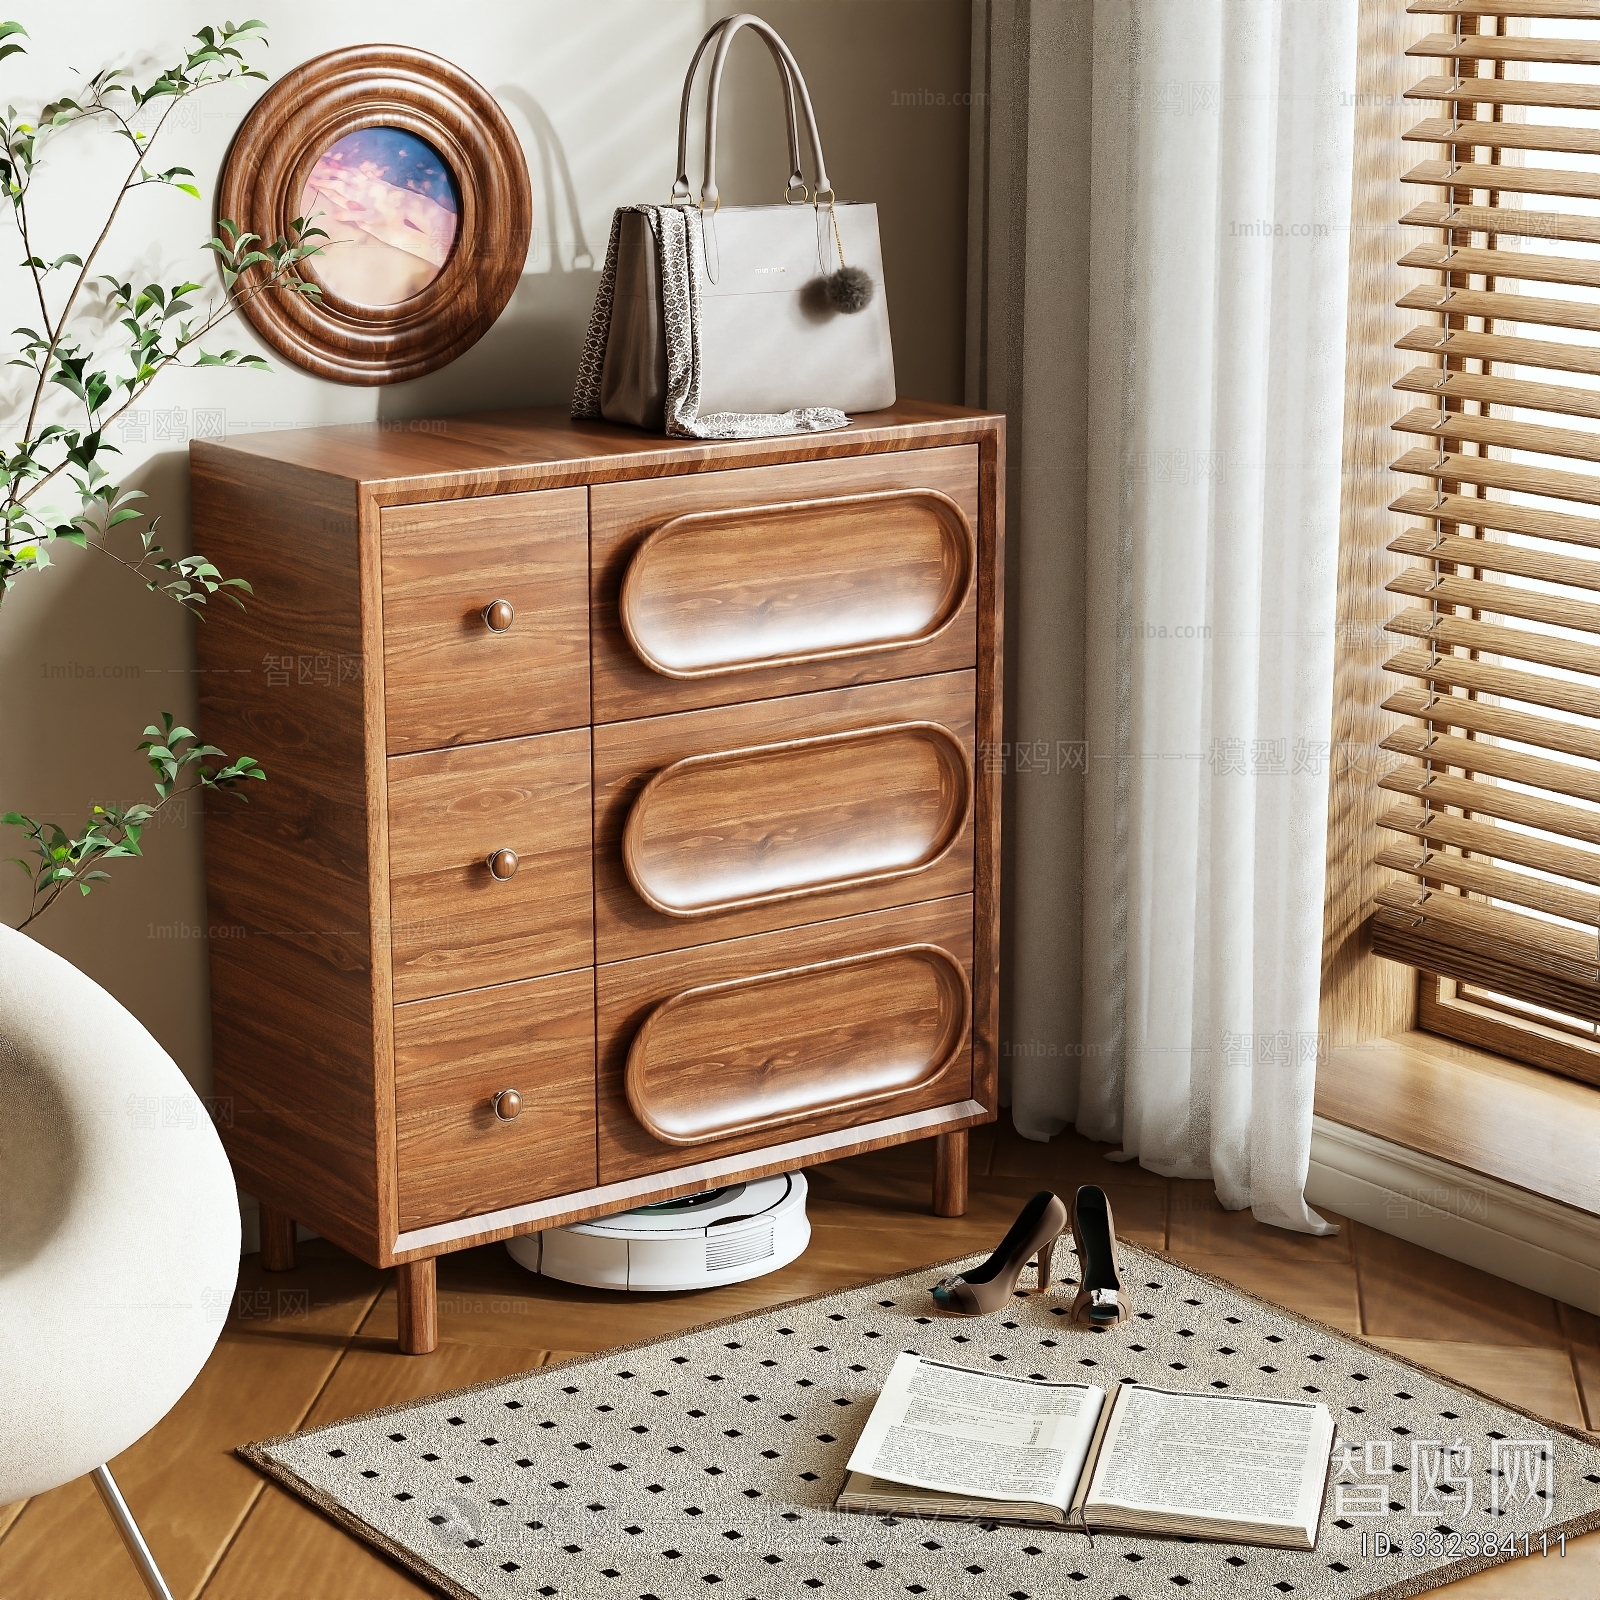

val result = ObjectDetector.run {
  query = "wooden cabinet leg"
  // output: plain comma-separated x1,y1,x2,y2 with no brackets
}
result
932,1128,969,1217
259,1203,296,1271
397,1258,438,1355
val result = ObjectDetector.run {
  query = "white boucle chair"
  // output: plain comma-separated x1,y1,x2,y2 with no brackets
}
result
0,923,240,1599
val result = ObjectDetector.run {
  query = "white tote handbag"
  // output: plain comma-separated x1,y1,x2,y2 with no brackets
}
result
572,13,896,438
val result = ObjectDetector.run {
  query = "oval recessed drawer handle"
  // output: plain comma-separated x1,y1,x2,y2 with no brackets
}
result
492,1088,523,1122
625,943,971,1147
622,721,972,918
619,488,975,679
482,598,516,633
485,848,520,881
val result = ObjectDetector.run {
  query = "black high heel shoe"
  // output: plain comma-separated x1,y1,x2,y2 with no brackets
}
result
929,1190,1068,1315
1069,1184,1131,1328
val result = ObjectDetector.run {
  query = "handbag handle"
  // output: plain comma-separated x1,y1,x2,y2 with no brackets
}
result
679,13,833,210
673,18,806,204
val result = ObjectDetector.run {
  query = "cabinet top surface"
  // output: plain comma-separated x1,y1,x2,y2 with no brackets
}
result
190,401,1003,495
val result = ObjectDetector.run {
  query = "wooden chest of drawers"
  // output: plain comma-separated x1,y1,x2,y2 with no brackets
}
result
191,402,1004,1352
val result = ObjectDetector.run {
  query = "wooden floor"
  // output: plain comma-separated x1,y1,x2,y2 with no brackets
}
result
3,1122,1597,1599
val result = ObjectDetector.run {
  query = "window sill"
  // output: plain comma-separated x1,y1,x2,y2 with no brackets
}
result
1316,1030,1600,1220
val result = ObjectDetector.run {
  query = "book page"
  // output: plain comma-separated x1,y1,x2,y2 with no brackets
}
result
845,1353,1106,1510
1085,1385,1332,1529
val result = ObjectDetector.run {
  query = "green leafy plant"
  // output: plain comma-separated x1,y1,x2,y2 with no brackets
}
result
0,18,326,928
5,716,263,927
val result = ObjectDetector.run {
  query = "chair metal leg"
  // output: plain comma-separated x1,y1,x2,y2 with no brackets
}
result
90,1464,176,1600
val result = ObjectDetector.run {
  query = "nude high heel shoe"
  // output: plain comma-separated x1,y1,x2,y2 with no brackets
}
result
929,1190,1068,1316
1069,1184,1131,1328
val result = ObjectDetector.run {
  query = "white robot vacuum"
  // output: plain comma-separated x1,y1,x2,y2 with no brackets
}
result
507,1172,810,1292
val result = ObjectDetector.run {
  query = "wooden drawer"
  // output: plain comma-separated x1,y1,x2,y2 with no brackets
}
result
590,445,979,723
386,729,593,1002
381,488,589,754
593,670,975,963
597,895,973,1183
395,967,597,1231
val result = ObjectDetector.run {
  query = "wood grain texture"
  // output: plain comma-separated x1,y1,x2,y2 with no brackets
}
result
191,444,390,1260
1404,155,1600,204
624,942,971,1147
385,729,593,1002
216,46,531,384
1421,977,1600,1090
200,404,999,505
1384,682,1600,762
359,485,401,1273
1383,642,1600,722
380,489,590,753
1382,723,1600,809
393,966,597,1231
0,1243,386,1600
191,409,1005,1285
1318,0,1418,1050
932,1127,969,1217
596,895,975,1184
590,445,980,720
1371,897,1600,1024
1387,564,1600,633
1404,69,1600,111
1317,1028,1600,1212
396,1259,438,1356
617,487,975,679
1389,523,1600,586
1378,800,1600,885
13,1130,1597,1600
1388,603,1600,680
1408,29,1600,64
972,425,1005,1125
1392,443,1600,507
1402,195,1600,245
593,671,976,963
391,1097,988,1258
202,1342,545,1596
1393,401,1600,465
1379,763,1600,847
1375,839,1599,926
622,720,972,918
1389,487,1600,558
259,1205,296,1272
1396,281,1600,336
1404,112,1600,159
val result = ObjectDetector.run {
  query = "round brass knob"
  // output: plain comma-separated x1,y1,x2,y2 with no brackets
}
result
486,848,519,881
482,598,515,633
493,1088,523,1122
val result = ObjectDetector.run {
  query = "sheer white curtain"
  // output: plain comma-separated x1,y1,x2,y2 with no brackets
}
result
971,0,1356,1233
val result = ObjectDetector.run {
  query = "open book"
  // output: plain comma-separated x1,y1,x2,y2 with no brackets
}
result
838,1354,1334,1549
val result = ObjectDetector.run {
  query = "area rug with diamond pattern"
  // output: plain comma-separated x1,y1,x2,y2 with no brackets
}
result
240,1241,1600,1600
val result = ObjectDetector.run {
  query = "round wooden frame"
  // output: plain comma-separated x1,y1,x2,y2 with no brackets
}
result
217,45,531,385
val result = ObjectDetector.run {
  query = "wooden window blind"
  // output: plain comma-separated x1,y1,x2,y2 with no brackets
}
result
1372,0,1600,1077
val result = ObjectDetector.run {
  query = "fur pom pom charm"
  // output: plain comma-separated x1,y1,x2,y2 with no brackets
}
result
823,264,874,314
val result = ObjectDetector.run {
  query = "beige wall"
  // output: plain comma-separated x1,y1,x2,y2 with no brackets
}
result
1,0,970,1092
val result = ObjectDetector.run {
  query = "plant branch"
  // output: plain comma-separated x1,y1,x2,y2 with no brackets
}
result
14,182,53,341
15,96,179,454
0,19,283,929
5,712,263,928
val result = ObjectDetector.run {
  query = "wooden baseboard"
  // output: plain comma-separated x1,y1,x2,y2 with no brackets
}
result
1307,1116,1600,1316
